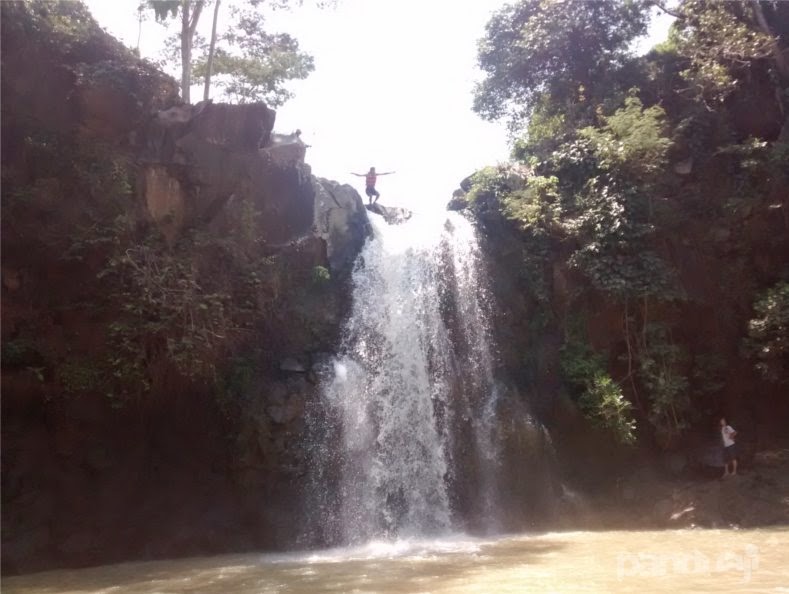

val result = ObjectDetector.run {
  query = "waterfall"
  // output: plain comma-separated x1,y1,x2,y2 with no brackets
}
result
306,211,505,545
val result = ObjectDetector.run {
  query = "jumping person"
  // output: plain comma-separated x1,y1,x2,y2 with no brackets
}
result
351,167,395,204
720,417,738,478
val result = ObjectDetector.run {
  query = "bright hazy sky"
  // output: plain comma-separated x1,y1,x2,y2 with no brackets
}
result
84,0,671,213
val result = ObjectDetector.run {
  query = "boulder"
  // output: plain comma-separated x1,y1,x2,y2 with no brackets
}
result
447,190,469,211
188,102,275,151
365,203,413,225
673,156,694,175
142,166,186,246
267,393,305,425
280,357,307,373
58,530,98,555
313,178,371,273
263,130,308,166
459,173,475,193
141,102,317,247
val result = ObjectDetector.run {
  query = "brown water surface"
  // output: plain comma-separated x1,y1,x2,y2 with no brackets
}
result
4,529,788,593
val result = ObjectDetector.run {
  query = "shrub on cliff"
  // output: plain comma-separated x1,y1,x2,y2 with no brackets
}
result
747,281,789,385
560,336,636,445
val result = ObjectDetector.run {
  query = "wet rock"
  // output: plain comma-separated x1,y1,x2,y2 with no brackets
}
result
313,178,370,273
692,441,725,469
280,357,307,373
188,102,275,151
310,352,335,383
85,446,114,472
365,203,413,225
653,498,674,525
2,525,51,571
459,173,475,193
263,130,308,166
447,190,468,211
2,267,22,291
267,393,305,425
142,166,185,246
58,530,97,555
663,452,688,475
712,227,731,242
673,156,693,175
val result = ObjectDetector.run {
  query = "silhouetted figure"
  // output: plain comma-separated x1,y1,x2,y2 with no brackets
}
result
720,416,738,478
352,166,395,204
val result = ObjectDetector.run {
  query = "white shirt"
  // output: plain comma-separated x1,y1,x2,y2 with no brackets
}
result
721,425,736,447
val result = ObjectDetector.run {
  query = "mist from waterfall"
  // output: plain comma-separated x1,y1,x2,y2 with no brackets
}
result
306,210,504,544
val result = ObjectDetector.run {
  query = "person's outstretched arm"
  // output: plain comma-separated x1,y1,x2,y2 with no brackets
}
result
377,171,396,175
350,172,365,176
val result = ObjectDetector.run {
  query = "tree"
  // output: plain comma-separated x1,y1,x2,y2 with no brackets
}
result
150,0,205,103
748,282,789,384
203,0,221,101
192,3,313,105
666,1,789,138
474,0,651,129
670,0,777,104
153,0,316,106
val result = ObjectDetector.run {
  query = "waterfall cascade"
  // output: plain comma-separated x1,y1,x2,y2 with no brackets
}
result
307,210,533,545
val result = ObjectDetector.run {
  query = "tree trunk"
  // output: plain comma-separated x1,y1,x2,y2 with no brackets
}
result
751,0,789,81
203,0,221,101
180,1,191,103
179,0,205,104
780,114,789,142
136,3,144,56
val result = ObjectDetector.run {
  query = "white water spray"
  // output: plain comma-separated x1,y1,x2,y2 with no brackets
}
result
310,210,502,543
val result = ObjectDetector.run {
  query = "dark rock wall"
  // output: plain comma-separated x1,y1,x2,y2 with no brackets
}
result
1,2,369,574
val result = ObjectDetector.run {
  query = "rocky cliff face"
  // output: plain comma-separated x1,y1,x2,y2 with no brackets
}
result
452,150,789,499
1,2,369,573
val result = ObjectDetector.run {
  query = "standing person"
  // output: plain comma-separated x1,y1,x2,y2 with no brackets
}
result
351,167,395,204
720,417,738,478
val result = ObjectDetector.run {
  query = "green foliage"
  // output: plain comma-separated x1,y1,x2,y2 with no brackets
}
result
561,335,637,444
193,13,314,106
580,373,637,445
672,0,776,104
466,166,514,204
99,230,259,382
214,353,257,416
747,281,789,383
149,0,182,22
570,244,678,299
638,323,690,446
7,1,118,53
474,0,650,128
106,320,151,400
477,91,681,301
59,360,104,394
690,352,726,400
311,265,331,286
560,335,607,386
466,168,553,302
501,175,561,229
153,0,315,105
579,94,672,180
1,338,44,369
26,367,46,383
62,190,280,402
471,0,789,448
513,96,569,159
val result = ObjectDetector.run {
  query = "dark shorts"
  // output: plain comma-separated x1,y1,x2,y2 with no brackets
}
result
724,444,738,462
365,186,380,198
